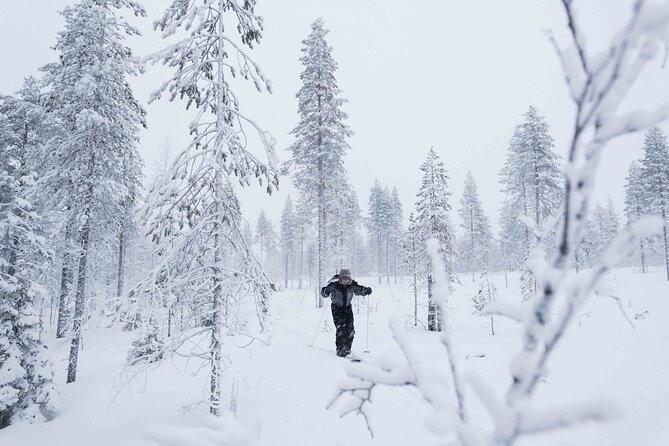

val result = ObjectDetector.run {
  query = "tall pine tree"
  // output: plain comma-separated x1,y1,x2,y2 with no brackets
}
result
0,83,57,427
640,127,669,280
458,171,493,282
414,149,456,331
280,196,296,289
138,0,278,416
288,18,352,307
624,161,648,273
366,181,387,284
499,106,562,299
41,0,147,383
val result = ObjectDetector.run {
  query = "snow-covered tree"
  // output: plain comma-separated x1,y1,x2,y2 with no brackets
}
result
472,263,498,335
366,183,402,284
293,194,313,289
577,200,621,268
287,18,352,306
326,180,361,275
640,127,669,280
458,171,493,282
255,210,276,268
0,85,57,428
624,161,649,272
414,149,456,331
499,106,563,298
366,181,388,284
498,199,525,274
40,0,147,383
594,199,620,260
137,0,278,416
398,212,426,327
389,187,404,283
279,196,295,289
127,321,164,366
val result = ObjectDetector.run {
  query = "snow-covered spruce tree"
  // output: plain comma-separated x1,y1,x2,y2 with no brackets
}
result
398,212,427,327
592,199,620,263
498,199,525,271
575,215,597,269
499,106,563,298
473,263,498,335
366,181,388,284
328,181,361,274
139,0,278,416
518,256,535,302
458,171,493,282
116,130,144,302
414,148,456,331
40,0,146,383
127,320,164,366
389,187,404,283
293,194,313,289
287,18,352,307
640,127,669,280
255,210,278,272
577,200,621,269
330,2,669,444
0,88,57,428
624,161,649,272
279,196,296,289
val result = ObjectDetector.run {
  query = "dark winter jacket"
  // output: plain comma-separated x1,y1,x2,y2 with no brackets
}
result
320,275,371,307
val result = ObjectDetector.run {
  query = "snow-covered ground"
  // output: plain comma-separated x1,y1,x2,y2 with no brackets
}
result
3,267,668,446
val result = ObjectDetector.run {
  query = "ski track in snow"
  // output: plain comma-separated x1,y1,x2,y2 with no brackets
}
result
1,268,668,446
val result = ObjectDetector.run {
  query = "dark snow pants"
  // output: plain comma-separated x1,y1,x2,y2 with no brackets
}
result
331,303,355,357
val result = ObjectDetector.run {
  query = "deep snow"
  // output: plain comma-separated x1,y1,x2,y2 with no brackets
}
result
2,267,668,446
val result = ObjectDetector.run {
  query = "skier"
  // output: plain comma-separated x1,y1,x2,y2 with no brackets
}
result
320,269,372,357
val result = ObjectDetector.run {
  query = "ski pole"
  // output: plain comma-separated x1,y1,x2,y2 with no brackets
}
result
310,302,329,347
364,295,370,353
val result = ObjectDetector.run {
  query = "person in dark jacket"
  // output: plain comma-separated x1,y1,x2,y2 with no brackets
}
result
320,269,372,357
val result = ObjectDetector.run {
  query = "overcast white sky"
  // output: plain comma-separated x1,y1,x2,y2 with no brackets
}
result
2,0,669,235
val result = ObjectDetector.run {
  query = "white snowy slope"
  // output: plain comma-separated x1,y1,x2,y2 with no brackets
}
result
1,268,668,446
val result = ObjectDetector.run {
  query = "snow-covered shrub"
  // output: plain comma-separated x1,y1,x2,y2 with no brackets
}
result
472,264,499,335
127,323,165,366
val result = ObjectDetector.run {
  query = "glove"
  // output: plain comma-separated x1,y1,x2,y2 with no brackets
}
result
320,286,330,298
362,287,372,296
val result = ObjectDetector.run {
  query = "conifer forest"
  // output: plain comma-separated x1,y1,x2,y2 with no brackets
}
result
2,1,669,445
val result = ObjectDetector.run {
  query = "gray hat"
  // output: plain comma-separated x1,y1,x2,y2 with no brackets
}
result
338,268,352,278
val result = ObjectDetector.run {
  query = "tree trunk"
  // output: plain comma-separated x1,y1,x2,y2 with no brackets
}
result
470,210,475,282
67,217,90,384
116,226,125,298
427,274,440,331
394,237,398,284
316,87,325,307
490,314,495,336
299,234,304,289
56,233,74,339
412,241,418,327
377,232,382,285
386,235,390,284
284,250,289,289
640,238,646,274
663,207,669,281
210,7,226,415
